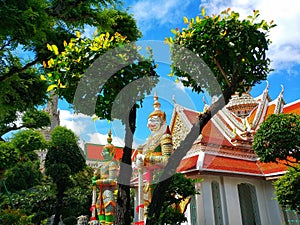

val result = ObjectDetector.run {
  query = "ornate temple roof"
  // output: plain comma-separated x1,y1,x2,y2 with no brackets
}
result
172,85,300,179
226,92,258,118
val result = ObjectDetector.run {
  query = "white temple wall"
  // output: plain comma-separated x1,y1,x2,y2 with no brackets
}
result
188,175,284,225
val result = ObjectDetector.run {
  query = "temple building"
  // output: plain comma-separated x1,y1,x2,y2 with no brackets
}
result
170,83,300,225
85,84,300,225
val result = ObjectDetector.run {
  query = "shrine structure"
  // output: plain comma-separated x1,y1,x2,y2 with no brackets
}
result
169,83,300,225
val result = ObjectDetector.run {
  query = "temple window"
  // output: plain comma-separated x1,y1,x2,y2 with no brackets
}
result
212,181,224,225
238,183,261,225
190,195,198,225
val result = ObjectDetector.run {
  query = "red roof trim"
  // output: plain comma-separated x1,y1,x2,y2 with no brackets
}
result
283,100,300,114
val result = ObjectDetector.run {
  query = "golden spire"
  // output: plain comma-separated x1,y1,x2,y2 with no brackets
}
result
104,129,115,156
148,92,166,122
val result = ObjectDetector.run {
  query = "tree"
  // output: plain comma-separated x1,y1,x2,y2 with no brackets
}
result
0,0,138,141
43,30,158,224
61,167,94,225
253,113,300,211
0,183,57,225
1,129,46,190
1,1,142,223
3,161,42,193
273,165,300,212
146,8,275,224
253,113,300,165
45,126,86,225
0,129,48,224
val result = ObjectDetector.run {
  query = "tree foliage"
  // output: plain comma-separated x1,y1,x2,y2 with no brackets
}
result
1,129,46,189
0,0,136,140
43,31,157,122
253,113,300,164
0,183,56,224
61,168,94,225
45,126,86,182
3,161,43,193
166,8,275,100
0,208,33,225
273,165,300,212
1,169,94,225
0,142,17,172
45,126,86,225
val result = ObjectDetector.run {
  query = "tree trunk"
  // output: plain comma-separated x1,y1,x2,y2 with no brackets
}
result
115,105,136,225
53,185,65,225
146,97,225,225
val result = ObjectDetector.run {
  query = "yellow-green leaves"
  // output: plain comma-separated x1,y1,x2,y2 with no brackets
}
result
47,43,59,55
171,29,178,35
183,16,189,24
47,84,58,92
40,74,47,81
201,7,206,16
75,30,81,38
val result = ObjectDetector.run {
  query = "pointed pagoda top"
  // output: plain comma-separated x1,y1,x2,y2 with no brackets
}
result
148,92,166,122
104,129,115,155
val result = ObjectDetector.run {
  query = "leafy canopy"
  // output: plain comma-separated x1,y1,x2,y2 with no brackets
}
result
253,113,300,164
45,126,86,181
166,8,275,102
43,31,158,122
273,165,300,212
0,0,138,140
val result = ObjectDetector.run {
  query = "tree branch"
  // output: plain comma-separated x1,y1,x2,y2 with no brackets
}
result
0,58,40,82
0,39,12,52
213,57,231,87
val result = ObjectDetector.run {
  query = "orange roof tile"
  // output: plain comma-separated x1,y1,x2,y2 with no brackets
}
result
201,121,232,147
177,155,198,172
264,104,276,120
283,100,300,115
203,154,262,174
256,161,287,175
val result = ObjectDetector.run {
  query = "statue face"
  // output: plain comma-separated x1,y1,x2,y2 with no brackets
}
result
102,148,112,161
147,116,163,132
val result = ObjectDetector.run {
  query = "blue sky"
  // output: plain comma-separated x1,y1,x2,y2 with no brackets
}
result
60,0,300,149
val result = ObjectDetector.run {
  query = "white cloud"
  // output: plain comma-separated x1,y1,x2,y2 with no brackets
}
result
59,109,142,148
130,0,300,72
59,110,97,137
87,132,125,147
202,0,300,70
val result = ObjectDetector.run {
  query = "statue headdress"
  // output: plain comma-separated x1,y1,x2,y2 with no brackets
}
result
104,129,115,157
148,92,166,123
